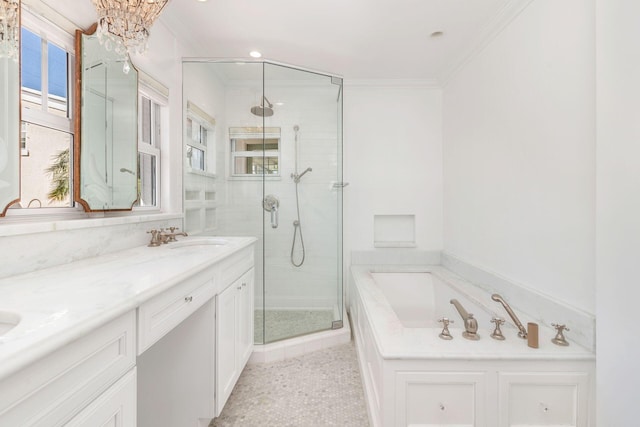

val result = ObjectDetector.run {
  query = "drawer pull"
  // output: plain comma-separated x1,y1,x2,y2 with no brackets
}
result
242,282,247,287
540,402,549,413
237,286,242,290
439,403,445,411
184,296,193,302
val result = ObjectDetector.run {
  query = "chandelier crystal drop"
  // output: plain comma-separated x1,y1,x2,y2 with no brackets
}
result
92,0,170,58
0,0,19,60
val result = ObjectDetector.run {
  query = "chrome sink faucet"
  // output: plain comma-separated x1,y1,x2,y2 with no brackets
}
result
450,299,479,340
491,294,527,339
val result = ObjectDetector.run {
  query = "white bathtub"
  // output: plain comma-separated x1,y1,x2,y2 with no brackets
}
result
370,272,495,329
349,266,595,427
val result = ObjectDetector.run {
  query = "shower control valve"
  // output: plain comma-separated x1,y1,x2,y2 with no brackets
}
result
438,317,454,340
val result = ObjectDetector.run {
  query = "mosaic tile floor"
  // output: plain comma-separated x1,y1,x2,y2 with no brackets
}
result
254,309,336,343
210,341,370,426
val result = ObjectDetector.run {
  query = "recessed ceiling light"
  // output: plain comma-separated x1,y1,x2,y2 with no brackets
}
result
196,0,208,2
430,31,444,39
275,102,284,106
249,51,262,58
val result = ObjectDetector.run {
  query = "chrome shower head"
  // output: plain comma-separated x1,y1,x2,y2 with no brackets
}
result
251,96,274,117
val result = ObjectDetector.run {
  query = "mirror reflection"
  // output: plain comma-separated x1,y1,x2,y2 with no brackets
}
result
76,30,138,211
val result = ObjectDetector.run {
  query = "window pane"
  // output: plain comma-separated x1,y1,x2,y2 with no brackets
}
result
153,102,162,147
20,122,73,208
235,156,279,175
141,96,151,145
47,42,68,116
21,28,42,107
200,126,207,146
136,153,156,207
187,145,205,171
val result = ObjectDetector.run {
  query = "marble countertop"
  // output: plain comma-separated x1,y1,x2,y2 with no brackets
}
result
0,236,257,381
351,265,595,361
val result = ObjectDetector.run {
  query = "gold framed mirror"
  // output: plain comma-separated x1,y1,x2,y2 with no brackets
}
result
74,24,138,212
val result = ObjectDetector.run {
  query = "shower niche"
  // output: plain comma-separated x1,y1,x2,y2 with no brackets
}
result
182,60,344,344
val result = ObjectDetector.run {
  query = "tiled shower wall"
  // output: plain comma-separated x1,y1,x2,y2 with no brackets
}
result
214,82,341,311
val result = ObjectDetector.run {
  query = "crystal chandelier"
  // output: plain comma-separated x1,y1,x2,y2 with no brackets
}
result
0,0,19,60
92,0,170,58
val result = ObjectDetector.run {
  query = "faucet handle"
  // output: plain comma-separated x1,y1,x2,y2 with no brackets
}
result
147,229,162,247
438,317,454,340
551,323,570,346
490,317,506,340
168,226,179,233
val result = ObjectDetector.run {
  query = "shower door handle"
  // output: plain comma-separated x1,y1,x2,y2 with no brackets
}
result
263,195,280,229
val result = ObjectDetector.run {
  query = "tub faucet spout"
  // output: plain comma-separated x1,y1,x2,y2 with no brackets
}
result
491,294,527,339
450,299,479,340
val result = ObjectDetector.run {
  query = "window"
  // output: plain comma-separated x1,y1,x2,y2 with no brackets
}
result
230,127,281,176
135,85,166,209
18,12,75,210
185,102,215,174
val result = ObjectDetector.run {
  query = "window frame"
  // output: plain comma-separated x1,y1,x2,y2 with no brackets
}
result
135,82,166,211
185,103,215,176
229,127,281,179
7,8,82,217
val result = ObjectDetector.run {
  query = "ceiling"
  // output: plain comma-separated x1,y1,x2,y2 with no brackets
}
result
36,0,513,82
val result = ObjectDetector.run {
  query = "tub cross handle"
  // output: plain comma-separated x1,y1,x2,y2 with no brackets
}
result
438,317,454,340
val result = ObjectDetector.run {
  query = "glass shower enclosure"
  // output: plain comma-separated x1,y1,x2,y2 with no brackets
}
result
182,60,344,344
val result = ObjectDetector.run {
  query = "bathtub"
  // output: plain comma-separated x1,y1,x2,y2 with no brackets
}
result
349,266,595,427
370,271,495,329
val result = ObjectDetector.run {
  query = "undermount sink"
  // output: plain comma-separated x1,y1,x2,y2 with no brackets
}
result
169,237,228,249
0,311,21,336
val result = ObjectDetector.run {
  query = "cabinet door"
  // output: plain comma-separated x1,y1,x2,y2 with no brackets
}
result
395,371,487,427
237,268,254,366
66,368,136,427
498,372,590,427
215,281,240,416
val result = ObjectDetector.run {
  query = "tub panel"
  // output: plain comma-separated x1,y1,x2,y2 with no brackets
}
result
395,371,487,427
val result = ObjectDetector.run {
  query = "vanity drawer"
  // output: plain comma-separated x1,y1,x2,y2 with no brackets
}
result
0,311,136,427
66,367,136,427
138,266,216,355
218,245,254,288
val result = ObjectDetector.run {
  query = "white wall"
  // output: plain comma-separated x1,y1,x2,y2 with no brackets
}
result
344,82,443,258
442,0,596,314
595,1,640,424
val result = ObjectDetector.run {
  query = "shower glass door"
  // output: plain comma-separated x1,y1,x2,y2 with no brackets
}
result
182,60,343,345
260,63,343,343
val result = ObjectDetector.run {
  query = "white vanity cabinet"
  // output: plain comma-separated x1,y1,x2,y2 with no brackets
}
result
0,237,257,427
0,311,137,426
215,267,254,416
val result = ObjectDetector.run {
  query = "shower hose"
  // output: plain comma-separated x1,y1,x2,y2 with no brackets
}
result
290,180,306,267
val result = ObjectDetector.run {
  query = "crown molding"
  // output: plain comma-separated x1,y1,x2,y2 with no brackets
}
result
439,0,535,87
344,79,441,89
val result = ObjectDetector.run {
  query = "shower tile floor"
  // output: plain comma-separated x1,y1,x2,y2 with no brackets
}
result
254,309,336,343
210,341,370,426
